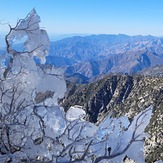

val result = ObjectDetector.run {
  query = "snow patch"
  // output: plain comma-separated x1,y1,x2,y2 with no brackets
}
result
66,105,86,121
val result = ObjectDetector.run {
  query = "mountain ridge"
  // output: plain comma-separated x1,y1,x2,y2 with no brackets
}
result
46,34,163,80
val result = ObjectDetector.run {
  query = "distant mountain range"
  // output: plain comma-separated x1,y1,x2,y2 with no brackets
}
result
140,65,163,77
46,34,163,81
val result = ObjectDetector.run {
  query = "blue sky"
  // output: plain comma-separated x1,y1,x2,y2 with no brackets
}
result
1,0,163,36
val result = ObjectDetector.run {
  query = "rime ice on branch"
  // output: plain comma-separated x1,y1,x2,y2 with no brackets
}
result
0,9,154,163
6,8,50,64
2,9,66,106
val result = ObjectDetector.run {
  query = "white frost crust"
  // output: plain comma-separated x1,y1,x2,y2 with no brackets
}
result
66,105,86,121
7,9,50,64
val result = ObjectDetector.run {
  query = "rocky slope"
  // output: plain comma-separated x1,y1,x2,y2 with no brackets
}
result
60,75,163,162
140,65,163,77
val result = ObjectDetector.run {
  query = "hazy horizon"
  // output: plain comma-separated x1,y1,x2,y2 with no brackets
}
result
1,32,163,48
